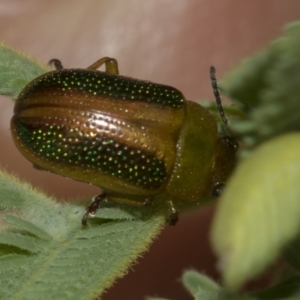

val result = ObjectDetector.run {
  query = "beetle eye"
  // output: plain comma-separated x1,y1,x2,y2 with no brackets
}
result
223,136,239,151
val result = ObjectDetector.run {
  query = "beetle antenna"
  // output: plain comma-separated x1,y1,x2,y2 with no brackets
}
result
210,66,236,140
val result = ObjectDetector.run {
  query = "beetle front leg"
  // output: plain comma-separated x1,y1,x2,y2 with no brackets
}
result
82,193,107,226
166,199,178,225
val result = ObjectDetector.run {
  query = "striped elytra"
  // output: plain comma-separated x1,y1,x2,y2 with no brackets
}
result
11,57,238,225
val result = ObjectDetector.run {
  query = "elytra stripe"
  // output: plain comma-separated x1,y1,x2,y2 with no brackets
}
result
19,69,185,108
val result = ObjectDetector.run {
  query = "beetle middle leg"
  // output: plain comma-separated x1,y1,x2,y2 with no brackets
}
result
87,57,119,74
82,194,153,225
48,57,119,75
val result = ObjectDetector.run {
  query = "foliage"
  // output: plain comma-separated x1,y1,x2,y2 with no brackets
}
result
1,21,300,299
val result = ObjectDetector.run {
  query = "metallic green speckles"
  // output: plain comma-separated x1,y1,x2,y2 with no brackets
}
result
16,120,167,189
22,69,184,108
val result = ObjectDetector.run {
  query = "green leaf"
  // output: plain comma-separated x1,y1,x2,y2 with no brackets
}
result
193,292,219,300
221,22,300,149
211,133,300,290
3,214,52,240
95,207,138,220
182,270,219,296
0,42,48,99
0,232,46,253
0,168,165,299
0,255,37,273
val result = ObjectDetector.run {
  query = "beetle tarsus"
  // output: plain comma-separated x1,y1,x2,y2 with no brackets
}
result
212,183,225,197
49,59,64,70
168,212,178,226
166,200,178,225
82,193,106,226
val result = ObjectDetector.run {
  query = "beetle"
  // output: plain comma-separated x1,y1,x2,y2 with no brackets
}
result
10,57,238,225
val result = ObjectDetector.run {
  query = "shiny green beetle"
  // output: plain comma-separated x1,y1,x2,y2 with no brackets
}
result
11,57,238,225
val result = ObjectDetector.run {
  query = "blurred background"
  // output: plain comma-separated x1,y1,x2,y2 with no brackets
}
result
0,1,300,299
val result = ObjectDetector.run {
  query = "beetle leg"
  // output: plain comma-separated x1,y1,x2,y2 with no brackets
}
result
212,183,225,197
166,199,178,225
82,193,106,226
86,57,119,74
48,59,64,70
82,195,153,225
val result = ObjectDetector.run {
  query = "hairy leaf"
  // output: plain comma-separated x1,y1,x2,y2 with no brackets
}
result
0,42,48,99
0,168,165,299
221,22,300,149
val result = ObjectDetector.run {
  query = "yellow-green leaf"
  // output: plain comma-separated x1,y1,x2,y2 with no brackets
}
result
211,133,300,290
